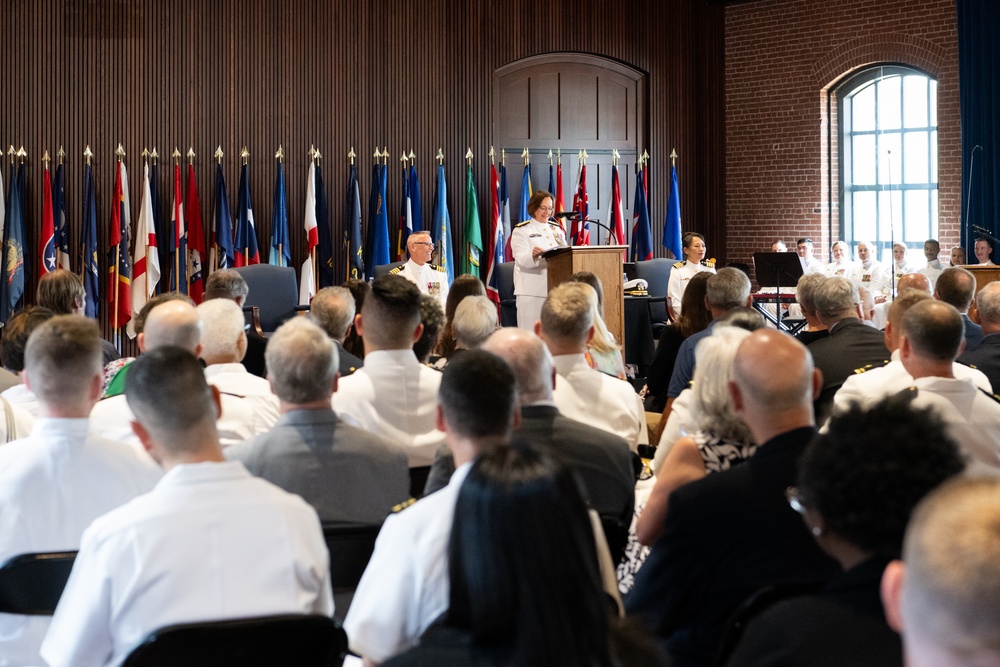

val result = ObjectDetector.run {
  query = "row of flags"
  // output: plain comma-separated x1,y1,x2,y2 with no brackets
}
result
0,147,685,328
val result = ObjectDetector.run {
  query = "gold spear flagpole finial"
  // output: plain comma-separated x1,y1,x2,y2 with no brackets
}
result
400,151,409,165
314,148,322,164
373,146,381,160
275,145,284,162
141,148,149,164
187,147,196,164
348,147,356,165
408,149,415,161
7,146,14,164
84,145,94,165
382,147,389,164
557,147,562,164
308,144,316,161
150,147,159,164
240,146,250,164
172,148,181,164
115,143,125,162
58,146,66,165
42,149,51,168
436,148,444,165
521,147,529,165
214,146,224,163
501,148,506,166
582,150,589,164
489,146,496,164
17,146,26,162
670,148,678,167
641,149,650,164
465,148,473,164
548,149,553,165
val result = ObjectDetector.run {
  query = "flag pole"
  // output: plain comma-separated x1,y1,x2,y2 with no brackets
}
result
173,148,182,291
214,146,224,272
241,146,250,266
81,145,93,280
114,144,126,347
275,145,284,267
141,148,153,297
311,146,320,293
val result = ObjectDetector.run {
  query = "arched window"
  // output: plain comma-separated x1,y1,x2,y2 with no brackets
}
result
840,66,937,264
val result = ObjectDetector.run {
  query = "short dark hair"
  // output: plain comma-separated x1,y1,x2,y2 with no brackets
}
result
438,349,516,440
800,394,964,559
126,346,216,447
797,238,814,247
413,294,445,363
362,275,422,348
204,269,249,302
2,306,56,372
934,267,977,311
447,447,610,665
36,269,85,314
976,236,994,251
682,232,705,249
526,190,554,217
901,299,965,362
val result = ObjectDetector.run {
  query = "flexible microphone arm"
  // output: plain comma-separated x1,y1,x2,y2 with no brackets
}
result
965,144,983,234
550,214,620,245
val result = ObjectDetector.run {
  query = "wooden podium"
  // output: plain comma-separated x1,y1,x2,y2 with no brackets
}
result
965,265,1000,292
543,245,627,343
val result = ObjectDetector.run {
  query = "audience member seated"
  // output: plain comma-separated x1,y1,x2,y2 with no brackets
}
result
949,245,966,266
89,300,204,447
40,347,333,667
934,266,983,351
832,290,991,416
226,317,409,525
918,238,944,288
896,299,1000,474
890,242,918,281
644,271,712,413
344,350,518,665
204,268,267,377
626,330,839,667
849,240,888,301
824,241,854,278
974,236,996,266
0,306,55,417
432,295,496,369
806,276,889,423
341,278,370,360
726,395,965,666
959,281,1000,389
334,274,445,466
36,268,121,366
539,282,647,450
881,477,1000,667
432,273,486,361
795,237,824,275
310,286,363,376
0,316,160,665
569,273,627,380
383,447,670,667
637,326,756,547
413,294,445,365
197,298,281,445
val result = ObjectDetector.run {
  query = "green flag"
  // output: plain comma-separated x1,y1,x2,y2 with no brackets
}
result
464,164,483,277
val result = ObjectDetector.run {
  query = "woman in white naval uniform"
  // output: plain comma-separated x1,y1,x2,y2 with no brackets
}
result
510,190,567,330
666,232,715,321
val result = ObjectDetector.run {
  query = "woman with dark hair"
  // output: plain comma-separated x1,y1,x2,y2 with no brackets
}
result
433,273,487,361
510,190,567,330
725,395,965,666
384,447,668,667
644,271,712,413
666,232,715,321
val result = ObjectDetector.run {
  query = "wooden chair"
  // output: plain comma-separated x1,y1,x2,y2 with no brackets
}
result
0,551,77,615
122,614,347,667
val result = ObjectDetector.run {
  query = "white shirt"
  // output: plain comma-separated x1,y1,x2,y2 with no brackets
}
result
830,350,992,418
0,383,38,418
344,462,471,664
667,260,715,317
0,418,162,667
40,461,333,667
394,259,450,311
551,353,648,450
905,376,1000,476
849,259,888,297
510,219,566,298
824,259,856,278
652,388,696,475
799,256,825,276
204,363,281,446
332,349,444,466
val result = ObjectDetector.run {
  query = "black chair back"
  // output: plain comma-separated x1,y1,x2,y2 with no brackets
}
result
122,614,347,667
496,261,517,326
321,523,382,593
0,551,77,615
234,264,299,333
374,261,405,278
599,515,630,568
635,258,674,336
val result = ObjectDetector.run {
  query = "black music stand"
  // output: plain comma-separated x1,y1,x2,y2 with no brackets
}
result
753,252,804,294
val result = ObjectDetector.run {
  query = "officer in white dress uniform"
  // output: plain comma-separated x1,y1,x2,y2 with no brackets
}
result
41,348,332,667
392,230,450,312
824,240,856,278
510,190,567,330
975,237,998,266
849,240,888,299
666,232,716,320
796,237,826,276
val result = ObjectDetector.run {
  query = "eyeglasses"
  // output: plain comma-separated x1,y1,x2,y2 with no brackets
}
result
537,206,554,212
411,242,435,249
785,486,807,515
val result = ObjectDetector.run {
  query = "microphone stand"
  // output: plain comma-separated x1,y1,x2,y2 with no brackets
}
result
552,212,620,245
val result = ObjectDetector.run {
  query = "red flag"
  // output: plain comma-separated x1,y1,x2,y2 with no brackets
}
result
185,164,205,303
170,165,188,291
609,164,625,257
107,162,132,329
555,162,565,215
486,164,502,307
571,164,590,246
39,168,55,276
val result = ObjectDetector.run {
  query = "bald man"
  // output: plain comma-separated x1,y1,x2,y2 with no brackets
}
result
627,330,838,667
870,272,934,329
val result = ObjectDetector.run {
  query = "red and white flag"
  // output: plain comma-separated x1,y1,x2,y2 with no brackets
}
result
129,164,161,337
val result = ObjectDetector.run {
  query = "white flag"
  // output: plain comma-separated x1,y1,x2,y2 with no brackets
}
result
128,164,161,338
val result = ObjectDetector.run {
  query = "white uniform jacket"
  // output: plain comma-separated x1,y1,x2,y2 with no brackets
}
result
393,259,449,310
510,219,566,298
666,260,715,318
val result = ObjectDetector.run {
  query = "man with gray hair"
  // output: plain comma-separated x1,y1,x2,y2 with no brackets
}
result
807,275,890,422
0,316,161,665
959,280,1000,388
896,299,1000,474
881,477,1000,667
793,273,829,345
310,286,363,376
226,317,409,525
538,282,647,450
197,298,280,445
432,295,497,368
203,268,267,377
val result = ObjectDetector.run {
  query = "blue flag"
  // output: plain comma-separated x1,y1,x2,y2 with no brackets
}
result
663,164,683,260
365,163,390,279
211,163,235,271
269,162,290,267
53,163,71,270
315,164,333,288
432,163,454,284
630,167,653,262
409,163,422,233
80,164,100,318
234,163,260,266
396,163,411,261
548,163,556,197
518,163,532,224
346,164,363,281
0,167,26,321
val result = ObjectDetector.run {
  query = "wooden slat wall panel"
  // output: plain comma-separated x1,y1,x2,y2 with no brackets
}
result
0,0,725,351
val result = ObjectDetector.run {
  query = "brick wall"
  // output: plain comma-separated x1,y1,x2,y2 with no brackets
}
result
725,0,959,276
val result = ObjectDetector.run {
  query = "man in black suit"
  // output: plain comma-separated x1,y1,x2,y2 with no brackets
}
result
204,269,268,377
807,276,890,423
959,280,1000,388
310,286,364,377
423,327,636,526
934,266,983,351
626,330,839,667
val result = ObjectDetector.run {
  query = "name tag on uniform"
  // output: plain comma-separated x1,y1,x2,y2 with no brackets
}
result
529,233,541,238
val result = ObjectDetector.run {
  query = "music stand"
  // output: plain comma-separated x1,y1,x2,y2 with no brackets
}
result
753,252,804,294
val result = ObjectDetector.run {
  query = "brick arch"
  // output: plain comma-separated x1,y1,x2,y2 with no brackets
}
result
812,34,949,89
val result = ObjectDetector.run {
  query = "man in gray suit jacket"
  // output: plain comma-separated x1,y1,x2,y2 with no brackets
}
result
227,316,409,525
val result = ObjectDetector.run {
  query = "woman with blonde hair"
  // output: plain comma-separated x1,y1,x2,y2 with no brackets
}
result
568,272,626,380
